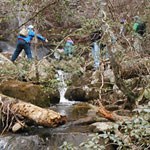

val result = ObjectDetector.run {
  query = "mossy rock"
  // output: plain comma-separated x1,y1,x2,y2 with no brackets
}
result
72,103,91,118
0,80,60,107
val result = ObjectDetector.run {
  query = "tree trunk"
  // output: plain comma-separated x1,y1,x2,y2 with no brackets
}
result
89,103,128,122
11,101,67,127
0,94,67,130
108,44,137,109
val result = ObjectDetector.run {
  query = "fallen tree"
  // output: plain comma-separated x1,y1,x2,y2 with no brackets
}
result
0,93,67,134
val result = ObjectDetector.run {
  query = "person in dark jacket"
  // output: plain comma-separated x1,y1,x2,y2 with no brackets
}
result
11,25,48,62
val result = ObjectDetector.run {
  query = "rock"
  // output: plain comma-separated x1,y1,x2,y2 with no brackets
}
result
27,58,55,81
0,41,15,53
0,53,18,80
12,122,25,132
65,86,100,102
85,88,99,101
0,135,44,150
0,133,99,150
0,80,60,107
72,103,91,117
104,69,115,83
89,122,114,132
65,87,86,101
105,105,120,111
91,70,100,84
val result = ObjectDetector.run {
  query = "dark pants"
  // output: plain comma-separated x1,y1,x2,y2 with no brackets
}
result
11,40,32,62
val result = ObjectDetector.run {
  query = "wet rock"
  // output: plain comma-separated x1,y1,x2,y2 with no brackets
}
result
65,87,86,101
105,104,120,111
0,135,45,150
0,80,60,107
72,103,91,117
89,122,114,133
65,85,100,102
0,133,98,150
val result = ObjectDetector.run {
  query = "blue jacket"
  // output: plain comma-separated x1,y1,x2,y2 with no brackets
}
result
18,29,46,43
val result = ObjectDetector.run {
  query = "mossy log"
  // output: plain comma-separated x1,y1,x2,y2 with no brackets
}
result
0,94,67,130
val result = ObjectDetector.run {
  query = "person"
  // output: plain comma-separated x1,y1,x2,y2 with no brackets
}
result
11,25,48,62
90,30,103,70
63,37,74,57
133,16,146,36
132,16,146,52
119,18,126,36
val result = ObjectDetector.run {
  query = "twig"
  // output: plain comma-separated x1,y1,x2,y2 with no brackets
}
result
1,0,58,38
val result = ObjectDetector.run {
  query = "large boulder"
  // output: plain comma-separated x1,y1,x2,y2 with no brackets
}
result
64,68,114,102
27,58,56,82
0,80,60,107
0,53,18,81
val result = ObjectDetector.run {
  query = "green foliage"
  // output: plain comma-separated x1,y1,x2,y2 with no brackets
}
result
60,106,150,150
60,141,78,150
60,134,105,150
42,78,58,93
100,105,150,149
79,133,105,150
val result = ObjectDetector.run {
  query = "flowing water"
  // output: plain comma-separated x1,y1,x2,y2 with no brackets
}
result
0,70,92,150
56,70,69,103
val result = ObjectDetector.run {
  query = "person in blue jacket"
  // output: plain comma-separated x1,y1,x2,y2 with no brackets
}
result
63,37,74,56
11,25,48,62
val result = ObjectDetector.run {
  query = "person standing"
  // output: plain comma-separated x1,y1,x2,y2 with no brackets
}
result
63,37,74,57
119,18,126,36
133,16,146,37
11,25,48,62
132,16,146,52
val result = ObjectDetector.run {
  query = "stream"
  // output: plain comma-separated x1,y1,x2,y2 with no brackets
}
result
0,103,92,150
0,70,94,150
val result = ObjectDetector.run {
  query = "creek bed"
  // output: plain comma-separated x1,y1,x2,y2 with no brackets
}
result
0,102,94,150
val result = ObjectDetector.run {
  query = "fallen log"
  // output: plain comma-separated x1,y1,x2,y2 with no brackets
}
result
89,103,129,122
0,93,67,133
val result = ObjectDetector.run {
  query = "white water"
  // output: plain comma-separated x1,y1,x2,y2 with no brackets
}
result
56,70,70,103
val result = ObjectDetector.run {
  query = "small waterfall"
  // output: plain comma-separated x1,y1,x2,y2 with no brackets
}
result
56,70,69,103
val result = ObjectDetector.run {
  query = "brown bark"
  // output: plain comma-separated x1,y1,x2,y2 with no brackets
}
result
89,104,128,122
96,105,124,122
0,94,67,129
11,101,67,127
